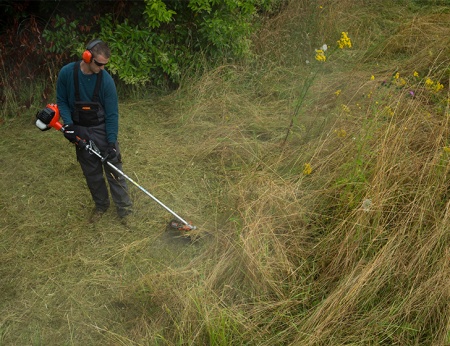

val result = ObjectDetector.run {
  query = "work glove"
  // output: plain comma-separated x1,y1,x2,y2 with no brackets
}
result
104,142,117,160
63,124,77,143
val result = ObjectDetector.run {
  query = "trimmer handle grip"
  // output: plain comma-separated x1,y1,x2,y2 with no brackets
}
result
75,136,88,149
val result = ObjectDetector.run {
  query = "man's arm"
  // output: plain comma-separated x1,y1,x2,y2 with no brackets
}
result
102,72,119,144
56,64,73,125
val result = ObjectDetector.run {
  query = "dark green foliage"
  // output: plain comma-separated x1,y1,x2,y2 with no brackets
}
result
0,0,283,117
93,0,283,86
0,0,284,116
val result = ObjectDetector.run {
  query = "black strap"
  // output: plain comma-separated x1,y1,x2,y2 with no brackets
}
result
74,61,80,101
73,61,103,102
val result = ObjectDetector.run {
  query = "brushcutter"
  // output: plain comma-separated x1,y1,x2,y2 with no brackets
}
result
36,104,196,231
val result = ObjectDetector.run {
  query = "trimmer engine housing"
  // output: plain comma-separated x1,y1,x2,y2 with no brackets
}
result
36,104,63,131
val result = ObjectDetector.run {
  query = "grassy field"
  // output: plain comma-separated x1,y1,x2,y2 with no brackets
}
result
1,0,450,345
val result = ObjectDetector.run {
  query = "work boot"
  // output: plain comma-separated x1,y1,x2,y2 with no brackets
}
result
117,207,133,227
89,208,106,223
117,207,133,219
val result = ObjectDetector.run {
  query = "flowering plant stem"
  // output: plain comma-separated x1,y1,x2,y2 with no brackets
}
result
282,32,352,146
282,70,319,146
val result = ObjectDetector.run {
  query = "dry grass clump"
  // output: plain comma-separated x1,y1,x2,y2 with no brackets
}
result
290,91,450,344
367,11,450,70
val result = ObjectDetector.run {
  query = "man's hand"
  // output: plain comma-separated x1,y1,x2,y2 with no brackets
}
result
63,124,77,143
104,142,117,160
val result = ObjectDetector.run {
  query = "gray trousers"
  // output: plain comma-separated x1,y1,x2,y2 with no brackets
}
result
75,124,132,214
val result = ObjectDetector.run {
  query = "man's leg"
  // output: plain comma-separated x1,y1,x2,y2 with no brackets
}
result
76,148,110,212
103,146,132,217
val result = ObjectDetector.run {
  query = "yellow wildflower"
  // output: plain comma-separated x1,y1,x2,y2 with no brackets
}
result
434,82,444,92
337,32,352,49
335,129,347,138
394,72,400,79
334,89,341,96
385,106,395,117
341,104,350,113
315,49,326,62
425,78,434,88
370,75,375,80
303,163,313,175
413,71,419,78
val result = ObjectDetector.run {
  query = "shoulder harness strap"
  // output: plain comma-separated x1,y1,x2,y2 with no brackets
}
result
73,61,81,102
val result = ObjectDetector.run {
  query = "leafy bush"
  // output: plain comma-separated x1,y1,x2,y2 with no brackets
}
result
98,15,180,86
39,0,284,86
42,15,81,58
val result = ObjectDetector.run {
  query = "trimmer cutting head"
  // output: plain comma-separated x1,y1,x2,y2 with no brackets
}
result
169,219,197,231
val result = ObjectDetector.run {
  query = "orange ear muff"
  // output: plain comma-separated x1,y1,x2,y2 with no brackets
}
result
82,39,103,63
82,49,93,63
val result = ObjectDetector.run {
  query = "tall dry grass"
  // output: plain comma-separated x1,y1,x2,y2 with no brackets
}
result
124,1,450,345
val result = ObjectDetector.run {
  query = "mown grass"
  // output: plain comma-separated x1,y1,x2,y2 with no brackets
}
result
1,0,450,345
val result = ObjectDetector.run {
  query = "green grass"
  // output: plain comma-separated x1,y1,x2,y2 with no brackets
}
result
1,0,450,345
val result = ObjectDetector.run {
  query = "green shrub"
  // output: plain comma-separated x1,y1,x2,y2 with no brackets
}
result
40,0,284,86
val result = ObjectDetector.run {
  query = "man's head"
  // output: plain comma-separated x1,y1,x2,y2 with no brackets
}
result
82,39,110,73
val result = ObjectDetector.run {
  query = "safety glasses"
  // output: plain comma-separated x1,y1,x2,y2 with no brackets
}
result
93,58,107,67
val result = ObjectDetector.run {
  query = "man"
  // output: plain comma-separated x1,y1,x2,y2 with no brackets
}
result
57,39,132,222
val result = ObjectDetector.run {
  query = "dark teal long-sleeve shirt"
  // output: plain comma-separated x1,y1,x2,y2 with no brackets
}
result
56,61,119,143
